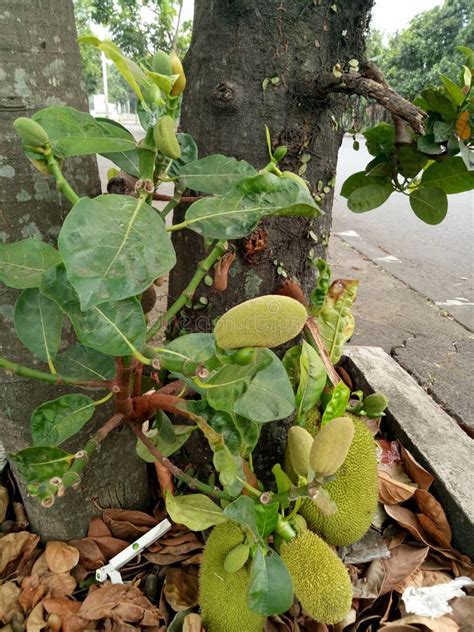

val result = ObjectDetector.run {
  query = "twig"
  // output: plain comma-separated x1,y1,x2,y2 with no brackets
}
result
44,146,80,205
0,356,111,389
304,317,340,387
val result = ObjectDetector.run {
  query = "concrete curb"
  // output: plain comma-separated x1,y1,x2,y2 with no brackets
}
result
343,346,473,558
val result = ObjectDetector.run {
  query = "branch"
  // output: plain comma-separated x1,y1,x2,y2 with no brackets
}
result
106,173,200,204
304,318,340,387
318,71,426,135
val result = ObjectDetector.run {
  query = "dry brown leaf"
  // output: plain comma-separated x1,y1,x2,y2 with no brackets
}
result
102,510,157,540
144,552,192,566
386,615,459,632
352,558,386,599
400,446,434,491
90,536,129,560
45,542,79,574
0,486,9,523
0,532,39,576
164,568,199,612
0,581,21,624
79,583,162,627
380,626,422,631
397,569,453,593
42,598,81,616
87,517,112,539
417,515,452,549
380,545,430,594
183,612,203,632
68,539,105,571
449,596,474,627
26,602,46,632
19,574,45,611
158,541,203,557
182,553,203,566
155,461,174,497
414,490,452,544
41,572,77,598
12,502,29,530
378,471,417,505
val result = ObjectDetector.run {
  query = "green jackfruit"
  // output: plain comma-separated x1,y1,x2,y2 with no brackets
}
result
362,392,388,416
199,522,264,632
281,530,352,624
299,414,378,546
153,115,181,159
287,426,313,478
14,117,49,147
309,416,354,477
152,49,172,75
214,295,307,350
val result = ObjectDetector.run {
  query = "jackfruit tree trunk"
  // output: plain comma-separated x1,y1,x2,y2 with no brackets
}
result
169,0,374,477
0,0,149,539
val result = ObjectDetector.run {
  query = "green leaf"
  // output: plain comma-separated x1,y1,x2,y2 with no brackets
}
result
55,344,115,381
178,155,257,195
409,187,448,225
10,446,73,483
14,288,62,364
233,416,261,457
340,171,384,198
32,107,136,158
295,341,327,425
41,264,146,357
248,547,293,616
417,134,445,155
321,381,351,426
347,183,393,212
0,239,60,289
282,345,302,390
223,496,259,540
234,350,295,423
363,123,394,156
58,194,175,310
420,88,456,120
255,502,279,538
31,394,95,446
309,258,331,316
209,412,241,455
158,333,216,375
183,172,319,239
433,121,454,143
212,444,244,496
136,424,195,462
96,118,140,177
317,279,358,363
421,157,474,194
165,492,228,531
169,133,199,178
397,146,429,178
440,75,465,107
271,464,292,510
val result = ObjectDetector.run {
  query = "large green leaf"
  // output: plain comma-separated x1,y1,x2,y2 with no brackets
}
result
0,238,60,289
234,350,295,423
248,547,293,616
58,194,176,310
205,361,268,415
409,187,448,225
41,264,146,356
255,502,279,538
178,155,257,195
340,171,386,199
158,333,216,375
421,157,474,194
183,172,319,239
32,106,136,158
136,424,195,462
165,492,228,531
96,118,140,177
321,381,351,426
316,279,359,364
31,394,96,446
223,496,259,540
363,123,395,157
55,343,115,381
14,288,62,364
10,446,73,483
295,341,327,425
347,183,393,212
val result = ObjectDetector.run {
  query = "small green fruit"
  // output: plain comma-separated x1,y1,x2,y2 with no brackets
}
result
152,49,172,75
273,145,288,161
232,347,256,365
199,522,264,632
287,426,313,479
309,416,355,477
153,115,181,159
170,51,186,96
223,542,250,573
362,392,388,416
14,117,49,147
281,530,352,624
214,295,307,350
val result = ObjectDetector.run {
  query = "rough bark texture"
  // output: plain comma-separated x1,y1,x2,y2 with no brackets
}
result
169,0,374,481
0,0,149,539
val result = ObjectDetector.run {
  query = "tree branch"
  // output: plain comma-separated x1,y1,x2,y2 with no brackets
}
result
318,71,426,135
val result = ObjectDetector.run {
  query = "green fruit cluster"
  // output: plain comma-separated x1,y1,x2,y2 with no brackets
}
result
281,530,352,624
214,295,307,350
298,414,378,546
199,522,264,632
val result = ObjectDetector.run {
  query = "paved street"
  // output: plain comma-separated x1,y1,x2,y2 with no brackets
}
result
332,137,474,331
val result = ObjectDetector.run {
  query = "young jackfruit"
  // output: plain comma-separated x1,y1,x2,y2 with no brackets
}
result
299,414,378,546
309,416,354,478
281,530,352,624
214,295,307,350
287,426,313,478
199,522,264,632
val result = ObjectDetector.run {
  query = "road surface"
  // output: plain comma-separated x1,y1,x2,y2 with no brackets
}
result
332,137,474,330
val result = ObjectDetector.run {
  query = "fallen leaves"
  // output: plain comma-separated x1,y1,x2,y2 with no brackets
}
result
78,583,162,626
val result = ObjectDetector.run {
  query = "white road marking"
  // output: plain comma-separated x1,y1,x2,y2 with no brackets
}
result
436,300,474,307
335,230,360,237
375,255,402,263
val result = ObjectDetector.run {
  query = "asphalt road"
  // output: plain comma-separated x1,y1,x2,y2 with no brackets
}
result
332,137,474,330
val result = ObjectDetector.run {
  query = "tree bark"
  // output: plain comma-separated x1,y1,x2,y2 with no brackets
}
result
0,0,149,539
169,0,374,479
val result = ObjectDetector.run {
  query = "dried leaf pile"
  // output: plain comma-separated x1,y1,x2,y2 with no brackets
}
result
0,432,472,631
